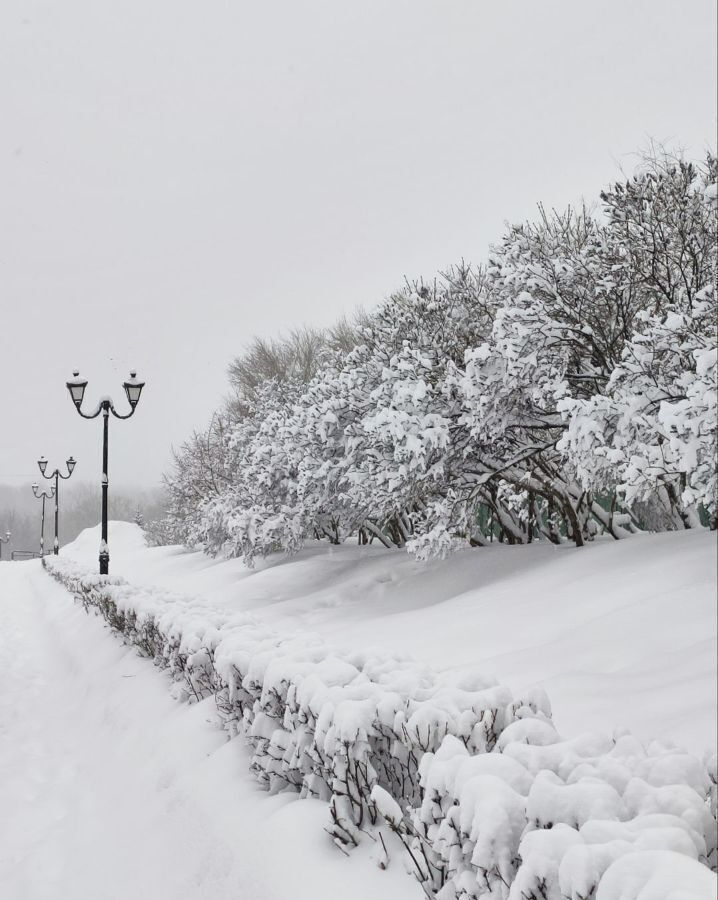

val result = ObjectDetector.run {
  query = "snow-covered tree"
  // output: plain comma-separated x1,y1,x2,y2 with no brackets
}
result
158,412,234,547
155,148,717,561
559,152,718,527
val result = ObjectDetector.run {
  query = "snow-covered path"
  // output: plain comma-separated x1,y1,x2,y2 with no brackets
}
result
0,561,418,900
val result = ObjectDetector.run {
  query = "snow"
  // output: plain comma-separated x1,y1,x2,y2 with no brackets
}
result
595,851,717,899
3,522,715,898
371,785,404,826
67,521,717,753
0,560,419,900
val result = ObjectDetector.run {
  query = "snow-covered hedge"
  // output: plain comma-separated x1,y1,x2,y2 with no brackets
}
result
44,556,717,898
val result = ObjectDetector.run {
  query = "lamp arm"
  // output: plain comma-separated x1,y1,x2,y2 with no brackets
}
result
73,401,105,420
108,399,137,420
39,464,74,480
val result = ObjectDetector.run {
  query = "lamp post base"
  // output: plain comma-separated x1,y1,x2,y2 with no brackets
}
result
99,551,109,575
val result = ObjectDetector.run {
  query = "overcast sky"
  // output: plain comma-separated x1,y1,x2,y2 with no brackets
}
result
1,0,715,490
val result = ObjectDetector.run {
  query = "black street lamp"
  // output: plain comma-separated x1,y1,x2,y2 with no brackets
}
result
37,455,77,554
0,530,10,561
32,483,55,557
66,370,145,574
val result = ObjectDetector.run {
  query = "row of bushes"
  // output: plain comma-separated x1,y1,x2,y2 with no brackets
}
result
149,150,717,564
44,556,717,897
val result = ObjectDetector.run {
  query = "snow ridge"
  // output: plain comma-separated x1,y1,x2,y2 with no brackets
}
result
43,556,717,899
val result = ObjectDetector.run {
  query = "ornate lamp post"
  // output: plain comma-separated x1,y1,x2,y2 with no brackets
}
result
0,530,11,561
32,483,55,556
66,370,145,574
37,455,77,554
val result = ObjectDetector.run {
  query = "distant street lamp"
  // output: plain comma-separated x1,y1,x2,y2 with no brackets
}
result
0,530,11,561
37,455,77,554
32,483,55,557
66,370,145,575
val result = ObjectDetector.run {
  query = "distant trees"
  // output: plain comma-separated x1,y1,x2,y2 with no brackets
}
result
0,482,166,555
150,149,717,562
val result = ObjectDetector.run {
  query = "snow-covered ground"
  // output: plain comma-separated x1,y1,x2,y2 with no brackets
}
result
66,523,717,754
0,559,417,900
2,524,715,899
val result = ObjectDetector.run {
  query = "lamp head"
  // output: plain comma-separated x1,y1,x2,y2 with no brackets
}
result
123,371,145,409
67,456,76,475
66,371,88,408
38,456,48,475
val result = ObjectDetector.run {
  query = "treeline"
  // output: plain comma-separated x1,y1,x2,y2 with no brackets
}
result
149,150,717,563
0,483,166,557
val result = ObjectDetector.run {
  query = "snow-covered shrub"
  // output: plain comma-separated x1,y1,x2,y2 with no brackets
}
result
43,557,537,835
156,149,716,563
559,154,718,529
412,728,716,899
44,557,717,898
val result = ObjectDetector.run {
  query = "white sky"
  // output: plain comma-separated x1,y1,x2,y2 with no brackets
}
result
1,0,716,489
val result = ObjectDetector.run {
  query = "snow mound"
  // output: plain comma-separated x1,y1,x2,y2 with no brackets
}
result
68,521,148,560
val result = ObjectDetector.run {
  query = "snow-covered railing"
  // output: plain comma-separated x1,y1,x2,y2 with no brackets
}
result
44,556,717,898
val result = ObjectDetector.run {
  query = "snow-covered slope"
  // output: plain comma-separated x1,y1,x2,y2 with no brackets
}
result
65,523,717,754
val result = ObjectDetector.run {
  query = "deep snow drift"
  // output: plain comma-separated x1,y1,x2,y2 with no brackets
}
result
66,522,717,754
